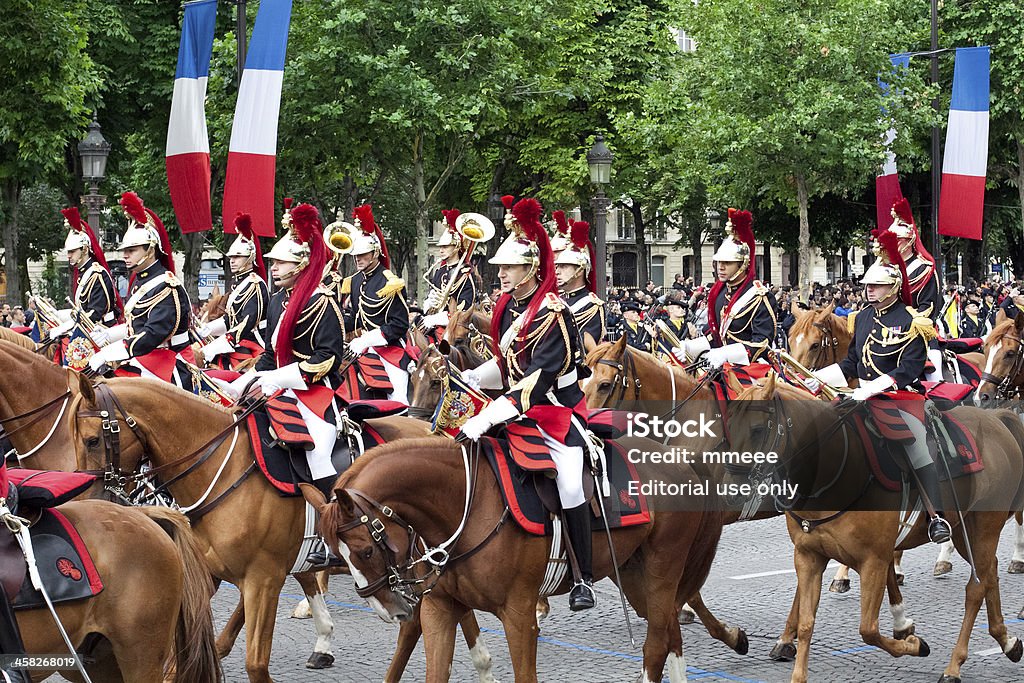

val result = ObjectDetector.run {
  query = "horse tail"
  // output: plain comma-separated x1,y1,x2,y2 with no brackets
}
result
140,506,223,683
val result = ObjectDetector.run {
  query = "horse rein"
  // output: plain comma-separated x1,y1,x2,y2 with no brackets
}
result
595,344,643,405
0,389,72,460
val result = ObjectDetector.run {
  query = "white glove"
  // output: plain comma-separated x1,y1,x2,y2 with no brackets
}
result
348,328,387,356
91,323,128,348
459,396,519,441
461,367,482,390
671,347,688,364
851,374,894,401
87,340,128,371
681,336,711,361
421,311,449,329
423,290,441,311
55,308,73,323
201,335,234,359
228,369,260,397
706,343,749,369
802,377,821,393
256,363,307,396
48,319,75,340
471,357,504,390
203,317,228,338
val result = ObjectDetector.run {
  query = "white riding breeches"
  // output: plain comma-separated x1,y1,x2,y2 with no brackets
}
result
897,409,931,469
537,422,586,509
370,352,409,404
290,390,339,480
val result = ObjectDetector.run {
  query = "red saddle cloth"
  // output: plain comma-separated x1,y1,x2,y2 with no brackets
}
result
478,433,650,536
337,355,394,402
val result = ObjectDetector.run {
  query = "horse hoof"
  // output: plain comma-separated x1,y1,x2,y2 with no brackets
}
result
894,625,916,640
934,561,953,576
1006,638,1023,663
1008,560,1024,574
305,652,335,669
917,637,930,657
677,607,696,625
896,572,905,586
733,629,749,656
937,676,960,683
829,578,851,594
769,641,797,661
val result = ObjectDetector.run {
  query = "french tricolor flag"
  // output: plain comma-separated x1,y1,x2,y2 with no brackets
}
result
166,0,218,234
875,54,910,231
222,0,292,237
938,47,990,241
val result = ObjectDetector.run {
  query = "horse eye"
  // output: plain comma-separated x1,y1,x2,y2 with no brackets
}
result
360,548,373,560
598,382,612,392
810,342,819,349
85,436,100,449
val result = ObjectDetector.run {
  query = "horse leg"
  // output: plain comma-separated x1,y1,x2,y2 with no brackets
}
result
535,597,550,628
292,571,331,618
1008,513,1024,574
981,533,1024,664
217,597,245,659
458,611,498,683
769,588,799,662
934,540,955,576
886,563,915,640
684,591,748,655
241,576,287,683
386,606,424,683
420,594,462,683
790,548,828,683
663,608,688,683
497,595,540,683
828,564,851,594
293,571,334,669
893,550,905,585
854,556,928,659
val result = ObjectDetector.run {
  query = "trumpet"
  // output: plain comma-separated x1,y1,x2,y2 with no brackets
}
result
423,212,495,317
774,350,849,401
324,218,356,257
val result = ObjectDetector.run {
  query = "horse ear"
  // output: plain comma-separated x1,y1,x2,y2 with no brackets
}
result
613,334,627,354
724,368,743,395
764,370,778,394
583,331,598,354
73,372,96,404
334,489,356,518
822,302,835,316
437,339,451,355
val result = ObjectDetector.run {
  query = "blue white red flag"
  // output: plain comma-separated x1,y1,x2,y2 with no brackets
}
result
875,54,910,231
166,0,218,234
938,47,990,241
222,0,293,237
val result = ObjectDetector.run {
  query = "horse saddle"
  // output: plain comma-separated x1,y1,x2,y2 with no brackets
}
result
1,470,101,608
478,431,650,537
857,410,983,493
939,337,983,354
337,355,394,402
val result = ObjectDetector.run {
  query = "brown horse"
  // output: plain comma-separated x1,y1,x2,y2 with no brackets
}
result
726,374,1024,683
14,501,220,682
975,315,1024,405
786,304,852,370
321,434,724,682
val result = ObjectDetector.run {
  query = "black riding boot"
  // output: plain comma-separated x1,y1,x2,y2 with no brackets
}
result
564,503,595,611
0,589,31,683
305,476,345,568
916,462,952,544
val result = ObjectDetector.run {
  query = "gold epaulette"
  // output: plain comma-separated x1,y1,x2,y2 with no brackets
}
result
376,270,405,298
846,310,858,335
165,272,181,287
588,292,605,305
752,280,769,295
340,276,353,296
906,306,938,342
543,292,564,311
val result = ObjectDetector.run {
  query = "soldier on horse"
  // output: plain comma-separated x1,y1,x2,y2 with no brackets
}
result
341,205,412,404
552,214,606,346
199,212,270,369
417,208,486,339
459,195,596,611
809,229,951,545
59,206,122,328
88,192,196,391
678,208,777,367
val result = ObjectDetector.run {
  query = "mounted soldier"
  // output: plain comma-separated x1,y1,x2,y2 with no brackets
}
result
60,206,122,328
884,198,943,382
417,208,490,339
553,215,606,348
252,203,347,502
459,195,596,611
652,293,694,365
87,192,196,390
341,204,412,404
199,212,270,369
677,208,777,367
809,229,951,545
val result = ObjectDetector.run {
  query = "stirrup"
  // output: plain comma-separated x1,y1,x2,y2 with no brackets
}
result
928,516,952,544
569,579,595,612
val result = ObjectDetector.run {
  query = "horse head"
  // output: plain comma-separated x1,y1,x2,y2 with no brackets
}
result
407,344,449,413
788,303,849,370
444,308,492,364
975,314,1024,406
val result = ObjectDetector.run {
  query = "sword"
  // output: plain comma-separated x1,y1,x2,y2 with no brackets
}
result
589,443,636,648
927,404,980,584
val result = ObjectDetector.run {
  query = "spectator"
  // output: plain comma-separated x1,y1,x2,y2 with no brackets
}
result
960,299,987,338
672,274,686,291
0,303,10,328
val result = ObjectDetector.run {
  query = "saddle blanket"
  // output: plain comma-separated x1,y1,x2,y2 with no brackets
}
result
337,355,393,402
856,411,982,493
12,508,103,611
480,435,650,536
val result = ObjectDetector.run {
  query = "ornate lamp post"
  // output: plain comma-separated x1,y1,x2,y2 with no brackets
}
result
77,116,111,245
587,136,614,299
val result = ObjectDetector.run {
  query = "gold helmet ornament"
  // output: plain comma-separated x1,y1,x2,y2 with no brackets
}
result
553,220,596,291
265,200,315,268
489,195,543,273
861,229,911,305
437,209,463,249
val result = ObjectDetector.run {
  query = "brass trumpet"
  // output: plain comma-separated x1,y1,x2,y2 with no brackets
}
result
423,212,495,316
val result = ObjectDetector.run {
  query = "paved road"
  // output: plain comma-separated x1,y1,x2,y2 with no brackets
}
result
207,517,1024,682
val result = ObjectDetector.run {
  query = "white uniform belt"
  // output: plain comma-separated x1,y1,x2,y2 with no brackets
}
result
169,331,190,346
101,311,115,323
556,368,578,389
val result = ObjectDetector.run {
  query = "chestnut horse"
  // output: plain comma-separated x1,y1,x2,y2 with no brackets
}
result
14,501,220,682
321,435,724,682
726,374,1024,683
786,305,852,371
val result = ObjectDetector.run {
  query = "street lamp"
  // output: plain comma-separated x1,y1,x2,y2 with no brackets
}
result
586,135,614,299
77,115,111,245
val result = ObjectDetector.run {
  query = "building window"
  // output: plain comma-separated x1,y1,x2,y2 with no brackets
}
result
616,209,635,241
672,28,696,53
651,255,666,288
612,251,638,288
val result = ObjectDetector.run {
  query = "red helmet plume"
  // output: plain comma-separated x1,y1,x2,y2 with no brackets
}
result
276,203,327,366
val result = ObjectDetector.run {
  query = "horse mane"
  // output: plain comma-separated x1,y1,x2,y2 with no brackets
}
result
789,307,835,339
335,437,459,489
201,294,228,320
0,335,65,370
986,319,1020,348
585,339,695,388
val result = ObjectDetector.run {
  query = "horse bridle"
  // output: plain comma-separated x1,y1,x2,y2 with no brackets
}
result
809,319,841,369
595,344,643,406
979,334,1024,400
0,389,72,460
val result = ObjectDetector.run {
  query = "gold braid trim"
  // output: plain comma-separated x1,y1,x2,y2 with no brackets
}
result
906,306,937,342
341,276,352,296
846,310,858,335
510,369,542,413
299,356,336,383
376,270,405,298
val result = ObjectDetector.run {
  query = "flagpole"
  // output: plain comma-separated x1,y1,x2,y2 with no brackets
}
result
236,0,247,84
930,0,944,289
